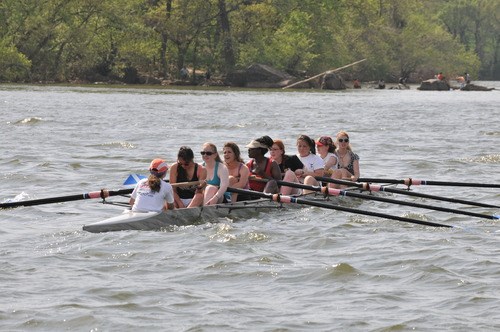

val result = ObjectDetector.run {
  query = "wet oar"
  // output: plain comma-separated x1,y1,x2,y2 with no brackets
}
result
316,177,499,209
288,180,499,220
0,180,201,209
226,187,453,228
357,177,500,189
0,189,133,209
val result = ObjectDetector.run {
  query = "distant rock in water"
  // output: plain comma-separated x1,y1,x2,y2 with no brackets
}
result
418,79,450,91
460,83,494,91
227,64,295,88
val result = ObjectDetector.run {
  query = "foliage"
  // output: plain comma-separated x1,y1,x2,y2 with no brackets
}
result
0,0,497,82
0,38,32,81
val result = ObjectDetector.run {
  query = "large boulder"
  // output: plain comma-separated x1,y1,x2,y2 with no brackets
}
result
418,79,450,91
227,64,295,88
321,72,346,90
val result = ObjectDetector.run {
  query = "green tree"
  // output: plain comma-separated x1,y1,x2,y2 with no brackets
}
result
0,38,32,81
439,0,500,79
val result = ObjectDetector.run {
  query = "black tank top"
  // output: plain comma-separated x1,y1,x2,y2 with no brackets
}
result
176,163,199,199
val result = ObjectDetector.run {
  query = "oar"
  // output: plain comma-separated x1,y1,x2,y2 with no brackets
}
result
0,188,133,209
316,177,499,209
286,179,499,220
0,180,201,209
226,187,453,228
357,177,500,189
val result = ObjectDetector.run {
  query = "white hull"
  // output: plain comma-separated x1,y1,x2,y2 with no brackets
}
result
83,198,288,233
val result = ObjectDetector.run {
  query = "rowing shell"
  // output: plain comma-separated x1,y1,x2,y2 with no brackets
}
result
82,194,349,233
83,198,287,233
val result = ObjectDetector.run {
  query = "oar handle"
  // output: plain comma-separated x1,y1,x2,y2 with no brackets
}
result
170,180,201,188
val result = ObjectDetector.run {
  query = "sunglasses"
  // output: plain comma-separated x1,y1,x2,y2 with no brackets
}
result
200,151,214,156
338,138,349,143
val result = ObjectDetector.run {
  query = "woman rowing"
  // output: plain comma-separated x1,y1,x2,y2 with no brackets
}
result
129,159,174,212
270,139,303,176
315,136,338,176
169,146,206,208
200,142,229,205
296,135,325,183
329,131,360,187
281,135,324,195
223,142,250,202
270,138,303,195
246,136,281,194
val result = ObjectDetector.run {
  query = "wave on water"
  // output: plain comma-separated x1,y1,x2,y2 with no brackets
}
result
10,117,43,125
68,162,83,169
1,191,30,203
307,263,361,282
461,154,500,163
88,142,136,149
330,262,359,277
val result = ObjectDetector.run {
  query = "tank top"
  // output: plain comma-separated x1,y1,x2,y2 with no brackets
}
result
336,150,359,175
224,163,250,201
247,158,272,192
176,163,200,199
206,161,221,186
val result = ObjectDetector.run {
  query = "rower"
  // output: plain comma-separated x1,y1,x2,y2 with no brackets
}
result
169,146,206,208
246,136,281,195
129,159,174,212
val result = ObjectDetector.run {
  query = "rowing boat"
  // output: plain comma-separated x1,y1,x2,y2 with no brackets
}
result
83,176,479,232
83,198,288,233
82,192,353,233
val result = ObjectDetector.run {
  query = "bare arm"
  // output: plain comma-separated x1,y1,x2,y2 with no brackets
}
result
270,161,282,181
233,164,250,188
197,164,207,181
169,164,184,208
216,164,229,197
310,168,325,178
352,159,360,181
206,163,229,205
325,155,338,171
297,167,324,179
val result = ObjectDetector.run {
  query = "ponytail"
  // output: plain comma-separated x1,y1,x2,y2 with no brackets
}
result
148,173,164,192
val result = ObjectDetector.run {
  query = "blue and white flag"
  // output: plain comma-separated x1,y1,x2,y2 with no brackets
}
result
123,174,146,187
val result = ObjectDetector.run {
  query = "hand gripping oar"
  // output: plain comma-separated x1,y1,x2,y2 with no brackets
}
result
356,177,500,189
0,180,201,209
226,187,453,228
279,180,499,220
316,177,499,209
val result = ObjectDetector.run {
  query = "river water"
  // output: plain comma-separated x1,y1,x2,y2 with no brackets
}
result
1,83,499,331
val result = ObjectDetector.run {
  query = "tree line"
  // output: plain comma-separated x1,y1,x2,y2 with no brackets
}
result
0,0,498,84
